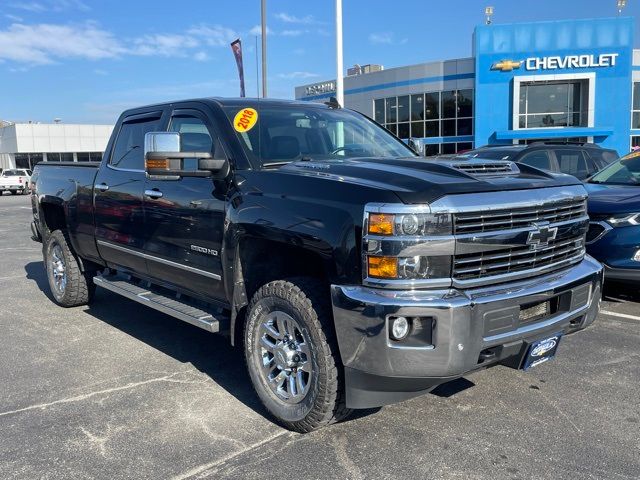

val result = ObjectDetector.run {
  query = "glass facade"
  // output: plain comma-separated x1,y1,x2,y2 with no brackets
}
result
13,152,102,169
424,142,473,156
374,89,474,142
15,153,44,169
633,82,640,130
518,80,588,129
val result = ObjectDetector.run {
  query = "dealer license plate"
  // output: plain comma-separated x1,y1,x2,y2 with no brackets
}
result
522,333,562,370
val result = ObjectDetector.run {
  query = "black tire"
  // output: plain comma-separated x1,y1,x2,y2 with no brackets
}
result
244,278,351,433
44,230,96,307
10,190,17,195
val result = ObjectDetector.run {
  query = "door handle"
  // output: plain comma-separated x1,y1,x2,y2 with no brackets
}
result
145,189,163,199
94,183,109,192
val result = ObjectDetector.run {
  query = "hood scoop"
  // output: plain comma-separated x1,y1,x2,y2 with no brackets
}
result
450,161,520,176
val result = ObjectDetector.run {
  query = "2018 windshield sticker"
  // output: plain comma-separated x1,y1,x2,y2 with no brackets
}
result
234,108,258,133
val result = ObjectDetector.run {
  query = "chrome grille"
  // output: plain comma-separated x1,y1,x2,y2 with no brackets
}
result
453,237,585,281
452,162,517,175
454,198,586,234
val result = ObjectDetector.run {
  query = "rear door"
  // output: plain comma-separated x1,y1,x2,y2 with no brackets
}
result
517,150,555,172
552,148,593,180
142,106,228,302
94,110,166,274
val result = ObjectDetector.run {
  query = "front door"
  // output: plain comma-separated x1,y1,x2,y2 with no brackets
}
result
94,111,165,274
142,108,227,302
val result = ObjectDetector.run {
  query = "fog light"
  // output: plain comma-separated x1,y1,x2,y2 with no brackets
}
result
633,249,640,262
390,316,411,341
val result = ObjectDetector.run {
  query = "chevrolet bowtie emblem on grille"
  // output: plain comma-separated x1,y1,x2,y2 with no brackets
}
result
491,60,522,72
527,222,558,250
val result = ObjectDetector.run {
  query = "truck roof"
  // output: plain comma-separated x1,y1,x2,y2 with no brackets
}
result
120,97,330,116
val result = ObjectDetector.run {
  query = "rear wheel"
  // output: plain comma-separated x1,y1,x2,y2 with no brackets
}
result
44,230,95,307
10,190,17,195
244,278,351,433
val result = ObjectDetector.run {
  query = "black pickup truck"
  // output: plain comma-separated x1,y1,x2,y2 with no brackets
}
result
30,98,603,432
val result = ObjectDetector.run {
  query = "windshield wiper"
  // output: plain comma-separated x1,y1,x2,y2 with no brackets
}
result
262,161,292,168
262,157,313,168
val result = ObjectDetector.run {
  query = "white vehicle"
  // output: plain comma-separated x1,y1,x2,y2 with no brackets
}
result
0,169,32,195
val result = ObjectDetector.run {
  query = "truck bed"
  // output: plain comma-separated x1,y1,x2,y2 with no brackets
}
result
32,161,101,262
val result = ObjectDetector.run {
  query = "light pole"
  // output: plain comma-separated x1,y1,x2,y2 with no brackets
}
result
335,0,344,107
261,0,267,98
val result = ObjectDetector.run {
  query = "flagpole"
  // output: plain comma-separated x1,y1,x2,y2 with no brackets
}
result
255,35,260,98
261,0,268,98
335,0,344,106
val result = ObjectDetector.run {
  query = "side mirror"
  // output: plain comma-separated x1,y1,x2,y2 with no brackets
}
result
144,132,229,178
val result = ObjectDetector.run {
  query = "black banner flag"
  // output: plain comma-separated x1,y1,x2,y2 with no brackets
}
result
230,39,246,97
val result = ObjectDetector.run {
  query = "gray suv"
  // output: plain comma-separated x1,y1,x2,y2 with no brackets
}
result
444,142,618,180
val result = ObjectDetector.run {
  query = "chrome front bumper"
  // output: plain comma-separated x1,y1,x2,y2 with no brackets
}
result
331,255,603,408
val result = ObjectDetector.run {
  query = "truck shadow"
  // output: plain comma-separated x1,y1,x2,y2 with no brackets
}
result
23,260,382,426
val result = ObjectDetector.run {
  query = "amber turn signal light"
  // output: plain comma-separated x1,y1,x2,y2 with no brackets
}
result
368,213,394,235
368,256,398,279
145,158,169,170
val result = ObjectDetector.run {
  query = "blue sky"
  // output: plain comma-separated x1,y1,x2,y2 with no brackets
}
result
1,0,639,124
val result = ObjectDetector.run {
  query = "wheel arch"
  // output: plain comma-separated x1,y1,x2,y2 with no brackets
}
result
228,236,334,347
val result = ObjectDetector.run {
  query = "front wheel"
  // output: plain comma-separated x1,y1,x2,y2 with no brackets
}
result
44,230,95,307
244,278,351,432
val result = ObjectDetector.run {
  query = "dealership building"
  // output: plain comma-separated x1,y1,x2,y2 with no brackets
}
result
0,122,113,171
296,16,639,156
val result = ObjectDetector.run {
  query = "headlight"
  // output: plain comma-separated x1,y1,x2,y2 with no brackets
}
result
365,210,453,283
367,212,451,236
607,213,640,227
367,255,451,280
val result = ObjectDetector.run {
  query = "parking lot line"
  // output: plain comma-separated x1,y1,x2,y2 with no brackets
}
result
600,310,640,322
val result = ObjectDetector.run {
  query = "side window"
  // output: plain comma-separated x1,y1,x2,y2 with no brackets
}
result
554,149,590,179
169,115,213,153
519,151,552,171
588,150,617,170
110,115,162,170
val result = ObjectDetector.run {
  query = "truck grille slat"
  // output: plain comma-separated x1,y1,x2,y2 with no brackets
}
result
454,199,586,234
454,237,585,280
454,238,579,265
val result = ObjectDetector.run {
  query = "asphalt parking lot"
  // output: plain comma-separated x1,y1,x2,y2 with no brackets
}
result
0,193,638,480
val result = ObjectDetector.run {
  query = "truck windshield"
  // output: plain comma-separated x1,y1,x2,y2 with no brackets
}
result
589,153,640,185
223,104,416,168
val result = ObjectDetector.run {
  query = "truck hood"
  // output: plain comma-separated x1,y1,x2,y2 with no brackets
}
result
279,156,582,204
584,183,640,215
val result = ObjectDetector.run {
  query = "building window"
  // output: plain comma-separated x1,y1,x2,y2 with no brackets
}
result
633,82,640,129
374,99,385,124
423,142,474,157
375,89,473,140
631,136,640,150
77,152,103,162
518,80,588,129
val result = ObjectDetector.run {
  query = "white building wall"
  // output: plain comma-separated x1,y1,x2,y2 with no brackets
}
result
0,123,113,170
13,123,113,153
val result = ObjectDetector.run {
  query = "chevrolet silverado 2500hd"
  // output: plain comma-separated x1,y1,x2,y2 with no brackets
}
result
30,98,603,432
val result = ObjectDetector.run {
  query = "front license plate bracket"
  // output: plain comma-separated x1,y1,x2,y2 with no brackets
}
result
521,332,562,370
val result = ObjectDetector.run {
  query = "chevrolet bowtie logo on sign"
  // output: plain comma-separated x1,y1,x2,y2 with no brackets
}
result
491,60,522,72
